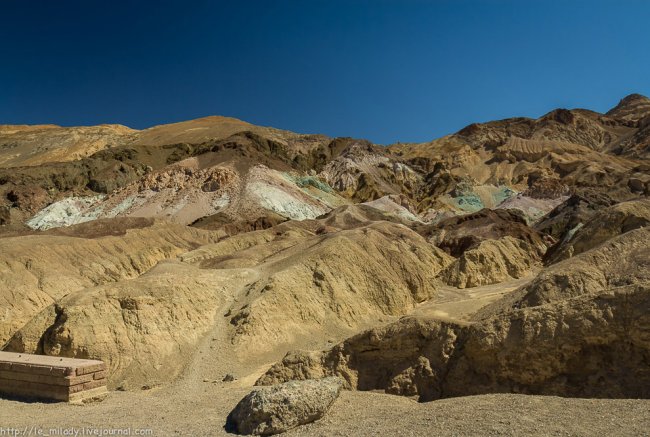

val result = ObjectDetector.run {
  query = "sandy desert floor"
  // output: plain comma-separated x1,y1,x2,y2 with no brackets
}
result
1,383,649,436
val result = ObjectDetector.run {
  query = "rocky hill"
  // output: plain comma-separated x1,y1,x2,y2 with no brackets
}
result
0,94,649,434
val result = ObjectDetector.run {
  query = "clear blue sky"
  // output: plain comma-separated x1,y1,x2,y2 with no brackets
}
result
2,0,649,144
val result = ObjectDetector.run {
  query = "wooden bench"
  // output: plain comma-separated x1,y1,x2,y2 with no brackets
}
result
0,351,107,402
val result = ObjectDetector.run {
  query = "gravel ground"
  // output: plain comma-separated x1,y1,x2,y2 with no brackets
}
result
0,385,648,436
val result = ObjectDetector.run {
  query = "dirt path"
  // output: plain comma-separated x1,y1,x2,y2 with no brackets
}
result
412,274,534,323
172,266,272,393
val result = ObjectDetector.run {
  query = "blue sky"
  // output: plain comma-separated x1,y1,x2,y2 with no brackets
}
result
1,0,649,144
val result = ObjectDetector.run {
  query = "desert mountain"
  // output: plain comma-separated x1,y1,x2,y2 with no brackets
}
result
2,95,649,232
1,94,649,433
0,124,137,167
0,116,327,168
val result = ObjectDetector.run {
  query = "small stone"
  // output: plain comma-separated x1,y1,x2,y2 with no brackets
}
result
628,177,644,192
222,373,236,382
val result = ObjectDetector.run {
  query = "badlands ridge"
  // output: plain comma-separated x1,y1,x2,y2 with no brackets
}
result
0,95,649,434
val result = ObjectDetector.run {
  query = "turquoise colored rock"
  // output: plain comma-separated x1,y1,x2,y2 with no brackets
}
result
283,173,334,193
493,186,517,205
451,185,517,213
453,193,484,212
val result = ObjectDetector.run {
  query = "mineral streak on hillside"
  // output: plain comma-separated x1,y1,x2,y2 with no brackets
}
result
1,94,649,434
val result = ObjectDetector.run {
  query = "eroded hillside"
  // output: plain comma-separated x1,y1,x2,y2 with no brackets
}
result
1,95,649,415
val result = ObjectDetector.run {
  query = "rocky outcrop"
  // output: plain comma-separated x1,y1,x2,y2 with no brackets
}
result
361,194,422,222
417,208,546,257
20,162,348,230
534,189,618,240
522,177,569,199
227,377,343,435
259,283,650,401
190,211,287,234
544,198,650,264
319,141,420,203
259,225,650,401
389,96,649,211
455,104,634,155
0,220,221,347
257,318,460,401
441,236,541,288
4,212,453,389
0,116,331,170
606,93,650,123
0,120,334,229
5,262,230,389
506,227,650,308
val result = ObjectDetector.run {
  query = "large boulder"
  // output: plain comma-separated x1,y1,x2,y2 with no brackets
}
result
227,377,343,435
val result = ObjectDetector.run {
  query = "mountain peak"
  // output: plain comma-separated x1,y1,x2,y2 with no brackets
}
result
606,93,650,122
619,93,649,102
